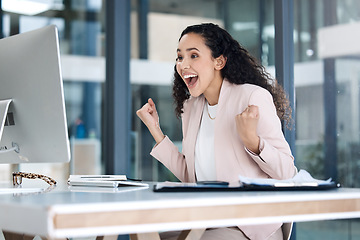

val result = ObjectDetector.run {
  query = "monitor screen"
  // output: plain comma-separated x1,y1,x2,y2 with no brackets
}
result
0,25,70,164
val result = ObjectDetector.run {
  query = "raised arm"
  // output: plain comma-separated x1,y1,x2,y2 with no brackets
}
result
136,98,165,144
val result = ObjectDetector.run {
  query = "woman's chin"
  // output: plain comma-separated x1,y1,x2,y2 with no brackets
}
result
189,90,202,98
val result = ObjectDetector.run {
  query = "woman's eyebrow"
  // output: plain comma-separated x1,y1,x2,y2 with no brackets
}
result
177,47,200,52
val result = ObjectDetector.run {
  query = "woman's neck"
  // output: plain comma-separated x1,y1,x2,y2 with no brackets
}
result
204,77,223,106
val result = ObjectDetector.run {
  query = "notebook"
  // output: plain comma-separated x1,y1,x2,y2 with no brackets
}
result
68,175,149,188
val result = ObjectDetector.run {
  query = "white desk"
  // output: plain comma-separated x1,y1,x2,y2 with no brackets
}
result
1,181,360,239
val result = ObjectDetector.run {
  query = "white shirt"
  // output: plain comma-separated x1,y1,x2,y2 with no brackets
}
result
194,102,217,181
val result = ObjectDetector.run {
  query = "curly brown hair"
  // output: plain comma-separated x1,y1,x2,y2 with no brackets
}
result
172,23,292,126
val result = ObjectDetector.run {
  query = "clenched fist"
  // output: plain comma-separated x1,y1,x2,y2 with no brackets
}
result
136,98,165,144
235,105,260,154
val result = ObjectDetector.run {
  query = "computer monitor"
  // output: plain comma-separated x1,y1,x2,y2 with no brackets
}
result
0,25,70,164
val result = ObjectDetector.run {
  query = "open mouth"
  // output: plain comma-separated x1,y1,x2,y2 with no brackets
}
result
183,74,198,87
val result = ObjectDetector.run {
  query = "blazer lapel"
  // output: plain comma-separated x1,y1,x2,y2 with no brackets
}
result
184,96,205,182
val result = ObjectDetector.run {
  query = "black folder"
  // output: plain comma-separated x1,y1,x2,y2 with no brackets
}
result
153,181,340,192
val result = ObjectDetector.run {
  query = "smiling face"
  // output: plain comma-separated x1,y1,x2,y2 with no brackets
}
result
175,33,225,105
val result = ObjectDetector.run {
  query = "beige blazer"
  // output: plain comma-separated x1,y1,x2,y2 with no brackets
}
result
151,80,296,239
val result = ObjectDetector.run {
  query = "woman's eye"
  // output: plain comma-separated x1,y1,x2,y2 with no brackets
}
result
176,56,183,61
191,54,198,59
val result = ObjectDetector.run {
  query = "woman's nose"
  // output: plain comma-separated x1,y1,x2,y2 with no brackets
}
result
180,57,190,69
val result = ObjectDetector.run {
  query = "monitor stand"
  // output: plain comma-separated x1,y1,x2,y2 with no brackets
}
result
0,99,12,142
0,99,44,194
0,99,19,153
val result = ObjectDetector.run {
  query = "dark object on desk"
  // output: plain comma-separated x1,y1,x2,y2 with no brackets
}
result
241,182,340,191
153,181,340,192
153,182,236,192
197,181,229,186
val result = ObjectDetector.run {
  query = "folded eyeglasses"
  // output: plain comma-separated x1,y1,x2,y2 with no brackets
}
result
12,172,57,186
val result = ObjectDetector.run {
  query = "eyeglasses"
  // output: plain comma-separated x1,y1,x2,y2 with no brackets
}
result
12,172,57,186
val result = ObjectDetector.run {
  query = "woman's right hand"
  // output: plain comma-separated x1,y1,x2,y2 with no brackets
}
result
136,98,165,144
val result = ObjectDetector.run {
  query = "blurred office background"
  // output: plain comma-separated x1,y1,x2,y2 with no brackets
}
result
0,0,360,239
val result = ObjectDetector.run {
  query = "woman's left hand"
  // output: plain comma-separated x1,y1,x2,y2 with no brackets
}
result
235,105,260,154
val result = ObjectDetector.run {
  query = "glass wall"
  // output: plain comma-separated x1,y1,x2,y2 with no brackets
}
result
293,0,360,239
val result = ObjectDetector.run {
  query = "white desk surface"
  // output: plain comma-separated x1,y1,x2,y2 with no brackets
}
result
0,180,360,239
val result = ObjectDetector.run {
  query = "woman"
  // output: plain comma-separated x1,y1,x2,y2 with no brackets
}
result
137,23,296,240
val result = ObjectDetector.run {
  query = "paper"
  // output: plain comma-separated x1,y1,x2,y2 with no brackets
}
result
239,169,334,187
68,175,127,182
68,175,148,188
69,185,149,193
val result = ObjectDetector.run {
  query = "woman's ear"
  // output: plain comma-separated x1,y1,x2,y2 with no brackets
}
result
215,55,227,70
